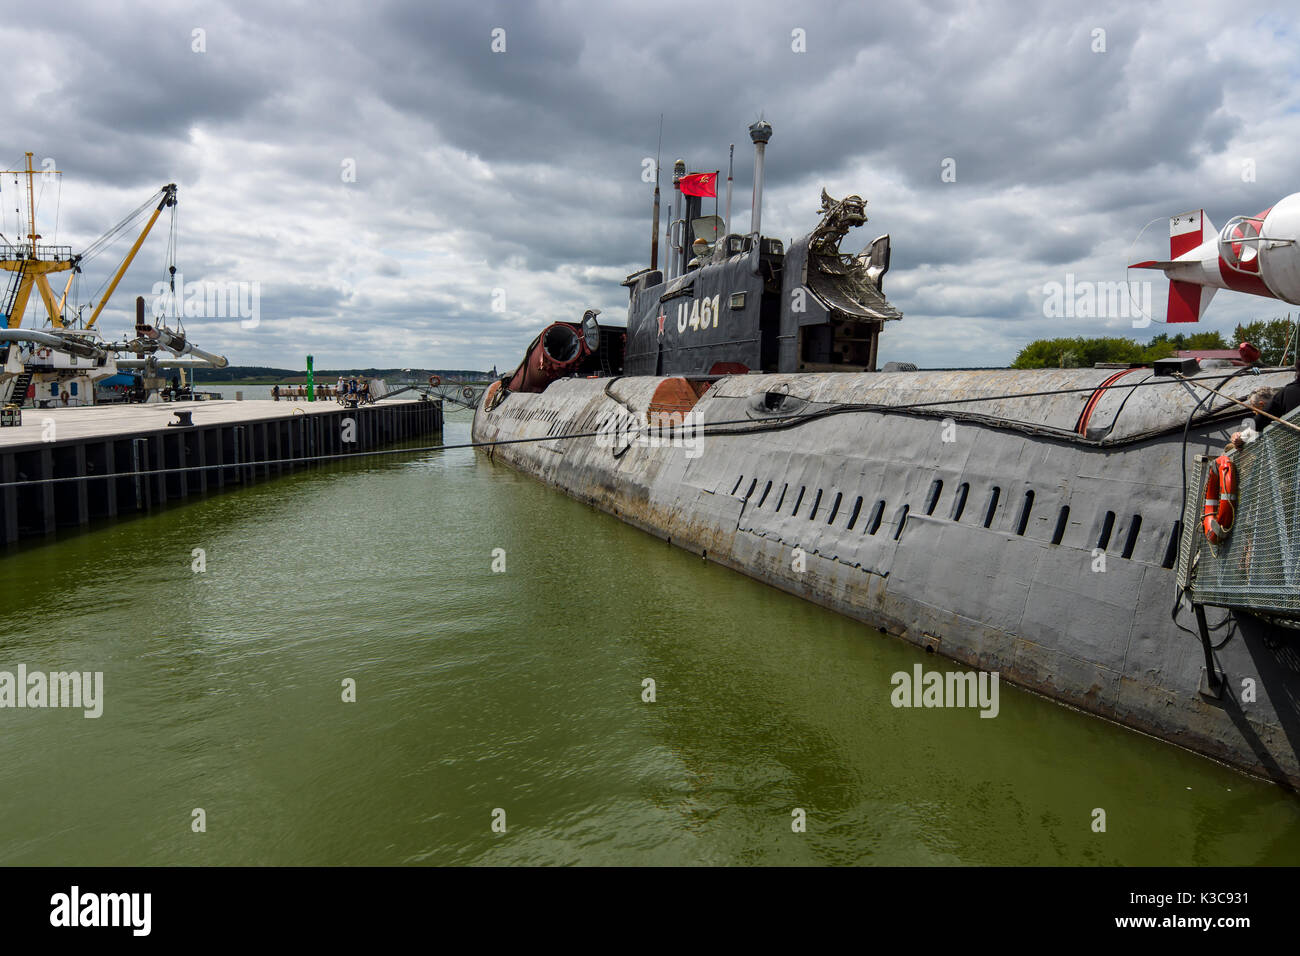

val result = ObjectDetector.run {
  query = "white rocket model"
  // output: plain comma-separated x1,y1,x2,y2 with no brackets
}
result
1130,193,1300,322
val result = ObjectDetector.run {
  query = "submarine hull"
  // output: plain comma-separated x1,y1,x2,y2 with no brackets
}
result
473,367,1300,789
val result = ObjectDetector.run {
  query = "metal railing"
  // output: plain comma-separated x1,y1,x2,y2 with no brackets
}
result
0,242,74,262
1178,405,1300,617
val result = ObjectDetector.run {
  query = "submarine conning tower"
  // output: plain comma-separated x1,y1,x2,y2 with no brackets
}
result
621,120,903,377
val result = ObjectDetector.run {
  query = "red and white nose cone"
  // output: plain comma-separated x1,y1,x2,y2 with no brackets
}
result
1256,192,1300,304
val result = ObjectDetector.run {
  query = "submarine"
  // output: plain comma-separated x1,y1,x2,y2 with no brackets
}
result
473,121,1300,790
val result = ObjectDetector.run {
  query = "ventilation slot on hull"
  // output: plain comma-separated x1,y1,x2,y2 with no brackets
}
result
893,505,910,541
827,492,843,525
1051,505,1069,546
1161,522,1181,569
757,481,773,509
809,489,823,521
1121,515,1142,560
847,496,864,530
925,479,943,516
950,483,969,522
983,487,1001,529
1015,491,1034,536
1097,511,1116,551
867,500,885,535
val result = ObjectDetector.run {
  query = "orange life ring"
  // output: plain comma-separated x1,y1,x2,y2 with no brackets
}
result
429,375,440,387
1202,454,1237,545
60,389,70,404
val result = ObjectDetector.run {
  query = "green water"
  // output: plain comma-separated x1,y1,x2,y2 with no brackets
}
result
0,410,1296,866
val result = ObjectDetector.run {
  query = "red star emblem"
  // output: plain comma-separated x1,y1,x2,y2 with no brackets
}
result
657,309,666,336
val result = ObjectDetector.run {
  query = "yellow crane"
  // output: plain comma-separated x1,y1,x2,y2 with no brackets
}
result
1,151,176,330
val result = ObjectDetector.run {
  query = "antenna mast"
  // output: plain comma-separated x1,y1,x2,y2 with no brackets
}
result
724,144,734,236
650,114,662,271
24,153,39,254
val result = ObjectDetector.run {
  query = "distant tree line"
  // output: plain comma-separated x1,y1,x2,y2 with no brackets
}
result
1012,318,1298,369
189,366,490,383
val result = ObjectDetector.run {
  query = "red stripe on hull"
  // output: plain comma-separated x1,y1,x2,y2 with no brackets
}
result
1075,367,1141,436
1216,259,1273,299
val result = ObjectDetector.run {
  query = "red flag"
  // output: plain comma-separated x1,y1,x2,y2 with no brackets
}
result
679,172,717,197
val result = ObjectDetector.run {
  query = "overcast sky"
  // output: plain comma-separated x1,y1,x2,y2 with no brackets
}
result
4,0,1299,371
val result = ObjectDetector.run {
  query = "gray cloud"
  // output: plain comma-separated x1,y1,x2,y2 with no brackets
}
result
3,0,1299,372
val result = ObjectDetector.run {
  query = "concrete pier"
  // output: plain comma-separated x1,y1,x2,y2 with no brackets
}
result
0,398,443,544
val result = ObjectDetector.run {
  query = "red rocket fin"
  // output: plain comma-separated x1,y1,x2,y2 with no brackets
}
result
1130,210,1219,271
1167,280,1216,323
1170,209,1214,259
1133,209,1221,321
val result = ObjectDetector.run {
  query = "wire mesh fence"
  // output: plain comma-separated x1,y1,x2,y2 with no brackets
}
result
1179,405,1300,615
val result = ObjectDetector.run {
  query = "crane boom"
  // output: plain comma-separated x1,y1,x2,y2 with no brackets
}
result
85,184,176,330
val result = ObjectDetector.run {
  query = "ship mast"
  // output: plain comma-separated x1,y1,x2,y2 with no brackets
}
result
23,152,40,253
1,153,74,329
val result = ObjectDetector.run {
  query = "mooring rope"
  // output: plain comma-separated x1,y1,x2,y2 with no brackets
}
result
0,371,1281,489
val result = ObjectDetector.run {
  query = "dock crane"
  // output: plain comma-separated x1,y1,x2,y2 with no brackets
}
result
0,152,226,408
0,152,176,331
